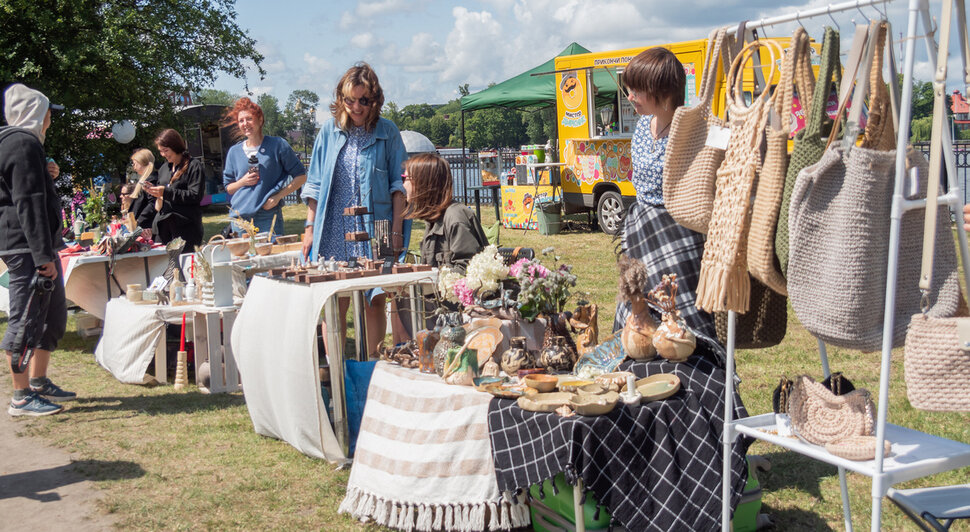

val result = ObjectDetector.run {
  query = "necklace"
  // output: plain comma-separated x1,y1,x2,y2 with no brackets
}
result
654,118,672,138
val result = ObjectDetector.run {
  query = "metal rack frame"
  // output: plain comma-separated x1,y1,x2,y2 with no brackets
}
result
720,1,970,531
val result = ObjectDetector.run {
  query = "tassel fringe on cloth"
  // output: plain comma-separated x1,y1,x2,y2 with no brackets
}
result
338,362,530,531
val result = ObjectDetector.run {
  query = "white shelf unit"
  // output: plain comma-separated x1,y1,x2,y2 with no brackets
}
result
719,1,970,531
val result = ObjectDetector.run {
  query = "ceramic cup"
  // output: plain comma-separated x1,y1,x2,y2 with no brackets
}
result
127,289,142,302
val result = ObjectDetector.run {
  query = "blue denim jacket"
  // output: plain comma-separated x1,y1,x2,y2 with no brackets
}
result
301,117,409,260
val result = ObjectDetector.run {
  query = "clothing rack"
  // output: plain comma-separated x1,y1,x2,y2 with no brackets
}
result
719,1,970,531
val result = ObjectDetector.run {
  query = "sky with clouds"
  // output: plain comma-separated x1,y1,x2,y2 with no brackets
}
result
213,0,965,120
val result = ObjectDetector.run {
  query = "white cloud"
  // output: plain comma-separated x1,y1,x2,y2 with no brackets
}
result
351,32,378,49
303,53,332,75
439,7,505,85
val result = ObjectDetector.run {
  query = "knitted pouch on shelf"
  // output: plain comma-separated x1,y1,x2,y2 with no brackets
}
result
786,22,961,351
663,27,731,234
714,275,787,349
775,27,842,277
787,375,875,446
695,39,783,314
747,28,812,296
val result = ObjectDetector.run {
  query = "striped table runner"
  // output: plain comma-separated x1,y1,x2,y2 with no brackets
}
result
339,362,529,531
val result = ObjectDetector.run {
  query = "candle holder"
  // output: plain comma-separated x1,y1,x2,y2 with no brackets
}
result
174,350,189,390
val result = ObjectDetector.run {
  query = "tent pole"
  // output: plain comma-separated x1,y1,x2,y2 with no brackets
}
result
461,109,468,204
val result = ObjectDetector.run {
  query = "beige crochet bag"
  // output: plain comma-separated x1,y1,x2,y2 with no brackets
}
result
825,436,892,461
786,21,961,351
695,39,784,314
746,28,813,296
662,27,732,233
903,1,970,412
787,375,875,446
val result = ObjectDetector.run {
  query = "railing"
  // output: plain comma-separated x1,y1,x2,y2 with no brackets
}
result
440,149,519,204
912,140,970,206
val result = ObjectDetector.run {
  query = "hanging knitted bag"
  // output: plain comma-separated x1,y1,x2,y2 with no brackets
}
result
787,21,961,351
663,27,732,233
746,28,813,296
695,39,784,314
774,26,842,277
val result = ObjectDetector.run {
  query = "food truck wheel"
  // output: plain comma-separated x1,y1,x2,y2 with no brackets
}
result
596,191,624,236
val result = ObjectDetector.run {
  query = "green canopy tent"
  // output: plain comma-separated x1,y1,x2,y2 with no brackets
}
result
455,43,620,192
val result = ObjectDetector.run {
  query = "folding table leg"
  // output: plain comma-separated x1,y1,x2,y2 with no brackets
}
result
574,477,586,532
325,296,349,457
154,326,167,384
352,290,368,361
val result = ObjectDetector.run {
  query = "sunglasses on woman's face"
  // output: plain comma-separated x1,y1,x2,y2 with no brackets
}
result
345,96,373,107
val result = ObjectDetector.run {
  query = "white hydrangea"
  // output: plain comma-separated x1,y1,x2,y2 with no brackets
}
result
464,245,508,295
437,265,463,303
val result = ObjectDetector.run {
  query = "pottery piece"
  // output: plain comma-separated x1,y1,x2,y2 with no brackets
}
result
415,328,439,374
595,371,635,393
481,359,500,378
574,334,627,379
473,376,504,388
500,336,532,375
433,315,466,376
274,234,299,245
517,392,576,413
577,383,607,396
636,374,681,402
621,298,658,360
569,391,620,416
652,318,695,362
254,242,273,256
537,336,574,372
557,379,594,393
227,239,250,257
482,382,536,399
463,325,503,368
524,374,559,393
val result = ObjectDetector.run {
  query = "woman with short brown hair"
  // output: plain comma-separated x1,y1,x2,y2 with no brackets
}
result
405,153,486,274
143,128,205,249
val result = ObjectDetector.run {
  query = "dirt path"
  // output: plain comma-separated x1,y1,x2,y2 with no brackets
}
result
0,388,117,532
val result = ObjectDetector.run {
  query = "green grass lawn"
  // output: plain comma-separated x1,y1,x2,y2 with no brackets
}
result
1,202,968,530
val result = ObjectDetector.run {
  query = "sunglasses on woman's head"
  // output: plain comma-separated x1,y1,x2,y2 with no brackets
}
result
345,96,373,107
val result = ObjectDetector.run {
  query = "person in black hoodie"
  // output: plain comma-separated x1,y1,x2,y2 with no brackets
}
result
1,83,74,416
143,129,205,250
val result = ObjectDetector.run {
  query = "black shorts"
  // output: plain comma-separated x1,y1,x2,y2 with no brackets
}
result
0,252,67,352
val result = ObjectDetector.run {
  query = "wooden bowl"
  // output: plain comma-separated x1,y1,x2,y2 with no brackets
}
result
254,242,273,256
524,374,559,393
274,234,299,245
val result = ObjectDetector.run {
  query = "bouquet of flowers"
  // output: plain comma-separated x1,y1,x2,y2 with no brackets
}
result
437,245,508,306
510,247,577,321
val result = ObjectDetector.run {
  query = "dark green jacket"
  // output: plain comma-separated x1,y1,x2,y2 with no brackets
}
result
419,203,488,274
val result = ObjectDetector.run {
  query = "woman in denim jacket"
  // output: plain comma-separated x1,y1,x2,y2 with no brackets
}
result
301,62,408,356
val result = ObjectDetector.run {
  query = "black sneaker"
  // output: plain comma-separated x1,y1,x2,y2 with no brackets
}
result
8,392,64,417
30,379,77,402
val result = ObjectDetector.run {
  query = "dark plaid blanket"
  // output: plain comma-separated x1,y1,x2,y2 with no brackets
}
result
614,203,723,365
488,339,750,531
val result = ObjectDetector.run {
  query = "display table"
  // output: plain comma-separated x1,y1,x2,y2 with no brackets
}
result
231,271,437,462
488,352,750,532
94,297,240,392
338,362,531,531
61,247,169,319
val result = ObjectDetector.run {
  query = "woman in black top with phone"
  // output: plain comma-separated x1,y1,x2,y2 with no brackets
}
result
143,129,205,249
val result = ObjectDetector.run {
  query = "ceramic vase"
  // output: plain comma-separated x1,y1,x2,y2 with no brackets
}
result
653,316,696,362
500,336,531,375
200,280,215,307
433,314,465,376
416,328,439,374
538,335,574,372
622,298,658,360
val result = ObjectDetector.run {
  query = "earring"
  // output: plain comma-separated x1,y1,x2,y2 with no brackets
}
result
664,102,669,111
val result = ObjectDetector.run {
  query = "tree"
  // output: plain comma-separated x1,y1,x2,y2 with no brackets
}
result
0,0,264,185
257,93,290,137
197,89,238,106
428,114,453,147
382,102,403,126
285,90,320,156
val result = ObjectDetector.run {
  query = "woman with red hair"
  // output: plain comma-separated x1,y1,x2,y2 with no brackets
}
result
223,97,306,237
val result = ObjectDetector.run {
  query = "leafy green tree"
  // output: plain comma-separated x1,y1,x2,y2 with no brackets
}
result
428,114,453,147
285,90,320,155
0,0,263,185
382,102,403,125
197,89,238,106
257,93,291,137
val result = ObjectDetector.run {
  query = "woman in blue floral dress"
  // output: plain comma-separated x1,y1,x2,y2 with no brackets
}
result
301,63,409,356
614,47,718,355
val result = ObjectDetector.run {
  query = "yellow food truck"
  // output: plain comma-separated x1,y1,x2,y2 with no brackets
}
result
554,38,822,234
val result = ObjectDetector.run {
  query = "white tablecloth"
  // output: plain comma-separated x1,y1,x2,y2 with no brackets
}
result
94,298,223,384
232,271,437,462
62,249,169,320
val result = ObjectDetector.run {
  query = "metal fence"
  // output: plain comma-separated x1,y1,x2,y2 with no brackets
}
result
440,149,519,204
912,140,970,206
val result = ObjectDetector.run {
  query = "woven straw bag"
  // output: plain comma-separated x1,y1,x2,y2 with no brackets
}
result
747,28,813,296
786,22,961,351
775,27,842,277
714,275,787,349
902,3,970,412
824,436,892,461
695,39,783,314
788,375,875,446
663,27,732,233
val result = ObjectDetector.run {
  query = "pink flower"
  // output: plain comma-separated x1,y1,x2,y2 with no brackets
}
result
509,258,530,278
453,278,475,307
